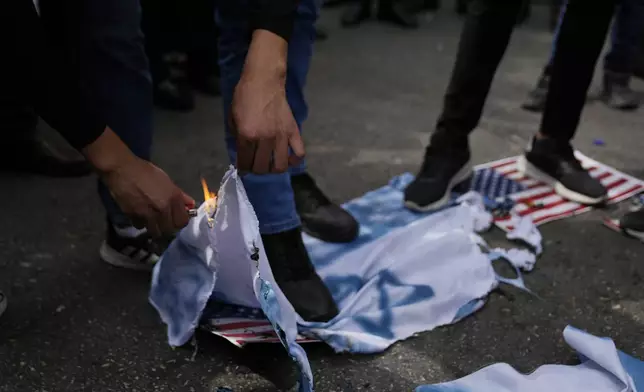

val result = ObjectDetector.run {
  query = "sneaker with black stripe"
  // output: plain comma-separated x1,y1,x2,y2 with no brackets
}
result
99,223,162,271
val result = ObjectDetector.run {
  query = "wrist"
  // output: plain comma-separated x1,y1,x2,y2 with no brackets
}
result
81,127,138,176
242,30,288,84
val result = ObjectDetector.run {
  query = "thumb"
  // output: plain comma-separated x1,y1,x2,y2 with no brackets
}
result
288,126,305,166
180,190,196,209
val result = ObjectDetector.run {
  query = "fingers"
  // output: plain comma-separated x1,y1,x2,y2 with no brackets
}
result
288,127,305,167
252,139,275,174
236,138,257,172
146,218,162,238
181,191,196,209
171,191,192,229
272,135,289,173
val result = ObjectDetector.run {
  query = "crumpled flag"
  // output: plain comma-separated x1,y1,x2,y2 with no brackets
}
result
416,326,644,392
150,167,542,391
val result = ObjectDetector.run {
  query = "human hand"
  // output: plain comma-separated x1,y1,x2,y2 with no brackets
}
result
81,127,195,236
230,30,305,174
101,157,195,237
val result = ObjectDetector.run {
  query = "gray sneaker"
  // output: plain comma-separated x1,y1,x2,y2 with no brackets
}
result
0,291,7,319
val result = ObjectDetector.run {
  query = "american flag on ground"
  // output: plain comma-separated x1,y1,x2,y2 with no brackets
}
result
473,152,644,232
201,303,318,347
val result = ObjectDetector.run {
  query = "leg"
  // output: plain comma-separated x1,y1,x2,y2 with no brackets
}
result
404,0,522,211
434,0,522,146
521,0,568,113
600,0,644,110
185,0,221,96
540,0,615,143
218,1,357,242
141,0,196,111
218,0,344,322
218,0,313,236
79,0,164,269
519,0,616,206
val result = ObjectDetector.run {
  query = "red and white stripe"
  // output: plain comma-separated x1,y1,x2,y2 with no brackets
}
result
204,318,319,347
481,153,644,231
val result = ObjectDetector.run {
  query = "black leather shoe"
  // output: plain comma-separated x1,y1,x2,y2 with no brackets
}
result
620,208,644,242
262,227,339,322
0,137,91,178
599,71,639,111
291,173,359,243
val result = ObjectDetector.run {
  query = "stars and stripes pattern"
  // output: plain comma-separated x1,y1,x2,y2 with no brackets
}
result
201,304,318,347
477,153,644,232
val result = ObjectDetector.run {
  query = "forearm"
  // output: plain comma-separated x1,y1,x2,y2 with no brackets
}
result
81,127,138,175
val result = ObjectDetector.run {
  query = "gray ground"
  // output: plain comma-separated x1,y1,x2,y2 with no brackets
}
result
2,4,644,392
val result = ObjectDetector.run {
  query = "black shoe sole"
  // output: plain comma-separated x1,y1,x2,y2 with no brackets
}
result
301,224,359,244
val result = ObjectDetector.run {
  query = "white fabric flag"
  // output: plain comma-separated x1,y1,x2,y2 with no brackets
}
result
416,326,644,392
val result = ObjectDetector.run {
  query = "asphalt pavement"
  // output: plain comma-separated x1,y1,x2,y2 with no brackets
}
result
2,5,644,392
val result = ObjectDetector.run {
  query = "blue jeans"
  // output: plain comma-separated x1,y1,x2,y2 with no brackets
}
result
549,0,644,74
81,1,154,226
217,0,318,234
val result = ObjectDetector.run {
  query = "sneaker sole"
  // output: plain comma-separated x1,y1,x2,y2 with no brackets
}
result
517,156,607,205
625,228,644,242
404,161,473,212
99,241,157,272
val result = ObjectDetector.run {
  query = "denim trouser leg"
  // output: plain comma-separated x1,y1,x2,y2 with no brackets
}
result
603,0,644,74
80,1,154,227
217,0,317,235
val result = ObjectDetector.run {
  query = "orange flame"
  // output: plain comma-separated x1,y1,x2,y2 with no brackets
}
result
201,177,216,202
